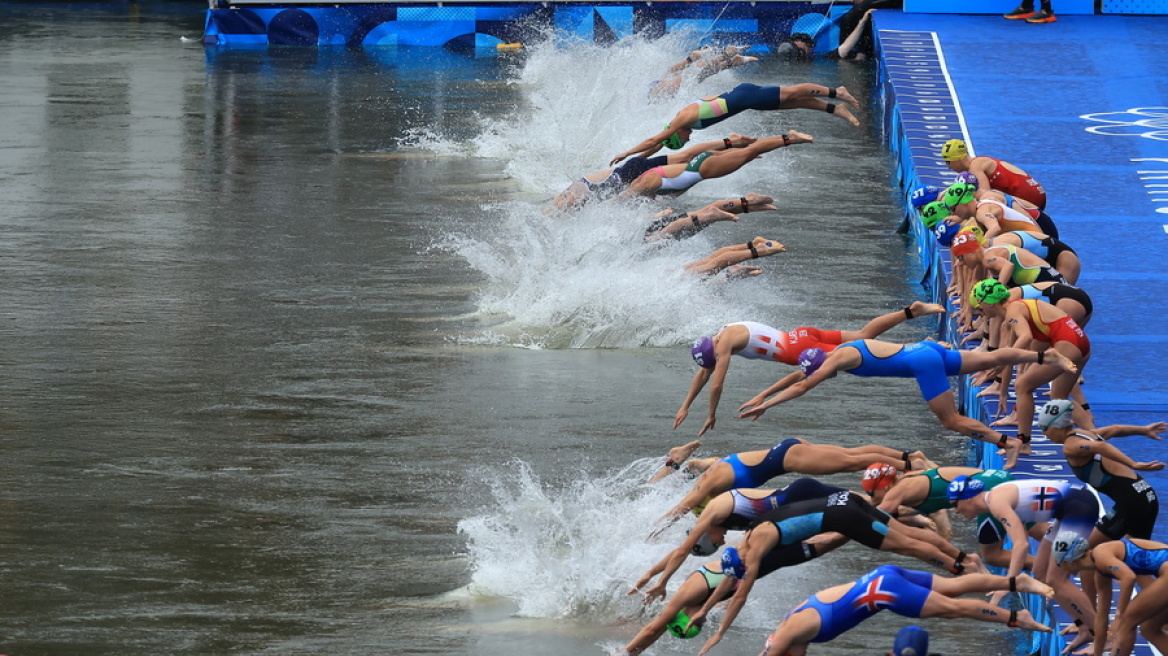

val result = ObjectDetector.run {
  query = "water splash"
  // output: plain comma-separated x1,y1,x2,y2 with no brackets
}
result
411,37,802,349
456,458,822,629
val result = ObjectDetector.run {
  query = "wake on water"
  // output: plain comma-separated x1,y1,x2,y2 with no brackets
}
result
455,458,824,631
404,35,809,350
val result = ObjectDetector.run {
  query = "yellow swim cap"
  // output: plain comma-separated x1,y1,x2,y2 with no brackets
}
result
941,138,968,162
690,496,711,516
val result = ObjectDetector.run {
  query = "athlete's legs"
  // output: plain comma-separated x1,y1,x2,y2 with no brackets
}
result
839,302,946,341
704,193,777,215
760,607,820,656
1034,535,1096,633
919,593,1049,631
1068,383,1096,431
878,522,970,572
696,130,813,179
1014,344,1086,442
684,237,785,277
782,443,907,474
623,171,664,198
924,390,1021,468
646,206,738,241
1112,576,1168,656
778,83,861,126
957,347,1077,376
930,571,1052,598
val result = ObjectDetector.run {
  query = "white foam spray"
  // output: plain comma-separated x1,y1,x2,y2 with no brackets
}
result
406,36,803,349
456,458,822,629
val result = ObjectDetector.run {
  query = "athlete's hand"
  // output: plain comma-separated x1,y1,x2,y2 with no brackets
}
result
628,572,653,596
697,416,716,436
642,582,667,604
986,589,1008,607
610,153,628,166
1142,422,1166,439
673,408,688,430
739,405,767,421
738,395,765,412
1134,461,1165,471
697,631,722,656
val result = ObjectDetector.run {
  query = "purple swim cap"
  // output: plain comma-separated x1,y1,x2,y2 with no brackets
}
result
798,348,826,376
955,171,977,185
691,336,716,369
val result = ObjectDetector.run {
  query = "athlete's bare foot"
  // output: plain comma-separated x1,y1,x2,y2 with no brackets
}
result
718,193,776,214
1000,438,1021,469
908,451,935,471
1013,573,1054,599
991,412,1018,427
962,552,989,575
785,129,814,145
1063,625,1094,652
1045,349,1079,375
1059,624,1079,636
667,440,703,465
689,207,739,225
833,104,860,127
723,265,763,279
907,301,945,318
976,383,1002,398
1011,609,1052,633
751,236,786,256
835,86,861,110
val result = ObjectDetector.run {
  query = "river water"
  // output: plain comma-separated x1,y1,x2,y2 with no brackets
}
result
0,4,1029,655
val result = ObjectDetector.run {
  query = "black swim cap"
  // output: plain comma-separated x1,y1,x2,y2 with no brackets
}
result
791,32,816,49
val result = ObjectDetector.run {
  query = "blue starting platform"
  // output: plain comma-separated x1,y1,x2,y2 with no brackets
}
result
875,12,1168,656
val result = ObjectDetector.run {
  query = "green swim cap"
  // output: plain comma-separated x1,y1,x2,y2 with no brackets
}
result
970,278,1011,308
666,609,703,639
943,182,977,208
920,201,951,228
662,125,685,150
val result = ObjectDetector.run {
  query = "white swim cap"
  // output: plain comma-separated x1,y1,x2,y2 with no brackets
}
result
1052,531,1090,564
1038,399,1075,430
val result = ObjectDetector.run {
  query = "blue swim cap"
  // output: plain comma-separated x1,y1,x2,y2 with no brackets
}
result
798,348,826,377
691,336,715,369
933,219,962,247
910,185,942,209
721,547,747,579
946,475,985,502
893,626,930,656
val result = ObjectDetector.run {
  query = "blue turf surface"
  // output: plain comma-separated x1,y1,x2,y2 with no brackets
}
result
876,13,1168,655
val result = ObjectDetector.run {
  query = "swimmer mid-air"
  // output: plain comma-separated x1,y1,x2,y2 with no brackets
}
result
610,82,858,165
